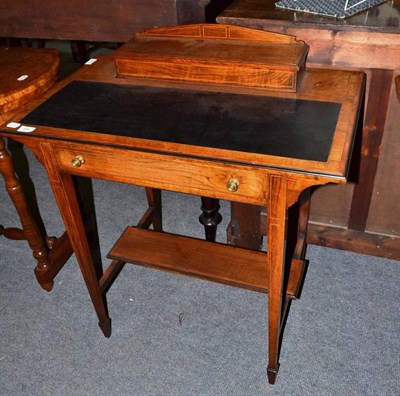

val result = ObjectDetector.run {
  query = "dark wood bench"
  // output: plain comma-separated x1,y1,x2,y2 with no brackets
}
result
0,0,234,63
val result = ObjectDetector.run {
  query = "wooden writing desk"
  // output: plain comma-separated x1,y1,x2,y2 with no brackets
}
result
0,25,364,384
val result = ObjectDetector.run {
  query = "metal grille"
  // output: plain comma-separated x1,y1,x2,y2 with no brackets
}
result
275,0,388,18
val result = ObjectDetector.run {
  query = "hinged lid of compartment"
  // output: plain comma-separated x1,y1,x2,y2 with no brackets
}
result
114,24,309,92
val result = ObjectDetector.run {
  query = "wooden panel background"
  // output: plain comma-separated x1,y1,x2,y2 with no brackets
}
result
0,0,211,42
218,0,400,259
367,85,400,235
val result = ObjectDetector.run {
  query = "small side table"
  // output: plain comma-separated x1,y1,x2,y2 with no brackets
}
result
0,47,71,290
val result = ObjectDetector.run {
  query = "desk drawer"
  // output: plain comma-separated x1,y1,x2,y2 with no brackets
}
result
51,143,268,205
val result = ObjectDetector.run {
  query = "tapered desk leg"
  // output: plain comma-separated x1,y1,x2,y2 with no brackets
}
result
0,138,54,290
145,187,162,231
266,175,288,384
293,189,312,262
48,170,111,337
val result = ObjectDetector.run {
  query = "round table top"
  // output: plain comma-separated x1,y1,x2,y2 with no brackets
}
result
0,47,59,117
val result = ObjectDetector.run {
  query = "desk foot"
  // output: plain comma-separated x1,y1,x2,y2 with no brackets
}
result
34,269,54,291
34,232,73,292
99,317,112,338
267,364,280,384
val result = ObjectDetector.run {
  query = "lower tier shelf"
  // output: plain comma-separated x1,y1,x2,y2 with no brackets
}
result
107,227,306,297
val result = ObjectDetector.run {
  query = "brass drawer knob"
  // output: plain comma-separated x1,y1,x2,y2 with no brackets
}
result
226,178,239,192
71,155,84,168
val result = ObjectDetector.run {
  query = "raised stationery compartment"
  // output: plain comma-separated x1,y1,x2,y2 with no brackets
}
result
114,24,309,92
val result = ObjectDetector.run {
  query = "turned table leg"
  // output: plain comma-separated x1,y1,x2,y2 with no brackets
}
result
199,196,222,242
0,138,54,291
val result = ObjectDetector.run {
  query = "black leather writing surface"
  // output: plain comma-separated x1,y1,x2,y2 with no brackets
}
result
22,81,341,161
